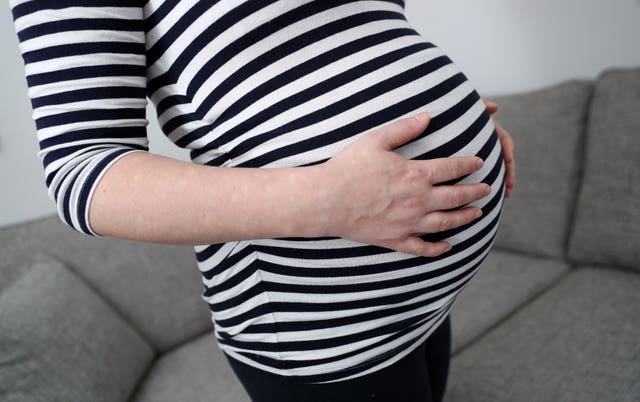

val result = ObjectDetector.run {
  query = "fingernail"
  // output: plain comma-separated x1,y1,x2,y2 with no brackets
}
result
414,112,430,123
474,208,483,219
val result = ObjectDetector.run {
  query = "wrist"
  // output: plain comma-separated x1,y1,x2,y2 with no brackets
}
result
286,163,341,239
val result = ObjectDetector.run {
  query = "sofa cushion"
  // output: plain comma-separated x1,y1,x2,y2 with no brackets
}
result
131,331,250,402
0,255,154,402
568,68,640,271
491,80,593,258
0,215,213,352
445,267,640,402
450,249,569,354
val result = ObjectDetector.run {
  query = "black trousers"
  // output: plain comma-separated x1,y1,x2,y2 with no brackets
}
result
226,314,452,402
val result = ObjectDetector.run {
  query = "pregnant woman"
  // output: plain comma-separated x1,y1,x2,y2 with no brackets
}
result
10,1,515,401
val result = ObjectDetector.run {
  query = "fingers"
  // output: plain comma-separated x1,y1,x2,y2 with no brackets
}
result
494,119,514,163
420,206,483,234
504,160,516,198
394,206,483,257
503,148,516,198
421,156,484,184
483,99,498,114
429,182,491,211
375,113,431,150
393,204,484,257
387,236,452,257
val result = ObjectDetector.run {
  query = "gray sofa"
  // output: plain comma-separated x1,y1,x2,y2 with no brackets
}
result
1,67,638,402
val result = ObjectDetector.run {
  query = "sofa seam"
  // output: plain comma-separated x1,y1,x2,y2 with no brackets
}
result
562,81,596,263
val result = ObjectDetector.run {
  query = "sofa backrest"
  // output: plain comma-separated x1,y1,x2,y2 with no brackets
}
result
0,216,213,353
0,254,154,401
567,68,640,271
491,79,593,259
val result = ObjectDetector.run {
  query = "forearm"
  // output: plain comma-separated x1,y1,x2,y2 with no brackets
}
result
89,151,332,245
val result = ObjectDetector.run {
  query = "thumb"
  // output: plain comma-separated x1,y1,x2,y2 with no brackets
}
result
377,112,430,151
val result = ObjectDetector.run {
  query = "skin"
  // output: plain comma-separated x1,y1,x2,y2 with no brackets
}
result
89,104,515,257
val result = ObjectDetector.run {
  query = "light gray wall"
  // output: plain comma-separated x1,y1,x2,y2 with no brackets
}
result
2,0,640,228
404,0,640,95
0,0,190,228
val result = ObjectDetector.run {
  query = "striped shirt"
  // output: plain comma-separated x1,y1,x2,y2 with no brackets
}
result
10,0,505,383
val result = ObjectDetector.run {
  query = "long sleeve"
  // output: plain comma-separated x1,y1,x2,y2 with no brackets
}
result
9,0,150,235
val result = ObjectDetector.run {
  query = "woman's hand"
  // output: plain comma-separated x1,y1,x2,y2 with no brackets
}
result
484,99,516,198
322,113,491,257
83,107,502,248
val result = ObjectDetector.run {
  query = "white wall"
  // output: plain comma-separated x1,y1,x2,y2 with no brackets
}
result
2,0,640,228
405,0,640,96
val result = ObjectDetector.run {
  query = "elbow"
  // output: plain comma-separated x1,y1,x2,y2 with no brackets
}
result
44,147,144,236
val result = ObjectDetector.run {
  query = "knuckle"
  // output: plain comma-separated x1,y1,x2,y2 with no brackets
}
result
403,166,423,183
438,215,453,232
422,165,436,183
450,188,464,206
402,196,422,211
420,243,440,257
402,236,433,257
407,243,422,256
396,239,417,256
447,159,460,177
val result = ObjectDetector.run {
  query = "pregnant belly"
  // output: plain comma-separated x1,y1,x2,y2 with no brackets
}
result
196,34,506,381
198,43,506,319
151,0,506,380
196,32,506,273
206,38,506,240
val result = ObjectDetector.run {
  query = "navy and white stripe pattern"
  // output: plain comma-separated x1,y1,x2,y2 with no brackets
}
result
11,0,505,382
